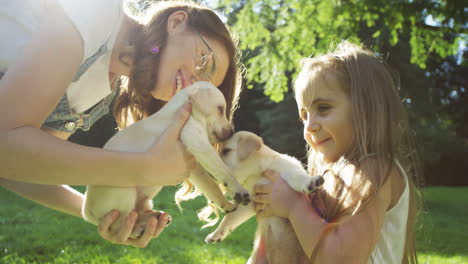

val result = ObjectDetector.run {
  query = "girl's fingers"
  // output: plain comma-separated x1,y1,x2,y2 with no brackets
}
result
254,193,270,203
254,183,272,194
255,202,265,212
262,170,280,181
259,206,273,217
117,210,137,243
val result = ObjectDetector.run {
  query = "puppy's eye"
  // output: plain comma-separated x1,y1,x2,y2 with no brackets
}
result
221,148,231,156
218,106,224,115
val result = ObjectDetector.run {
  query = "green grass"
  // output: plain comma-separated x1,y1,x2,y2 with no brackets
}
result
417,187,468,264
0,186,467,263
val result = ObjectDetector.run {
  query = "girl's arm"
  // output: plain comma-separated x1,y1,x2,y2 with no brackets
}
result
0,0,192,187
256,170,393,264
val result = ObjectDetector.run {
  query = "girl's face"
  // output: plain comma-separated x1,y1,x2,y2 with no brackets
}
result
295,72,354,164
152,11,229,101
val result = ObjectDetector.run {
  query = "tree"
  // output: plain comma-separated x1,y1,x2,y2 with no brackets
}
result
213,0,466,101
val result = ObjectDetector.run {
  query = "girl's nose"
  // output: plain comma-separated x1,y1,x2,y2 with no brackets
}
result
305,119,321,133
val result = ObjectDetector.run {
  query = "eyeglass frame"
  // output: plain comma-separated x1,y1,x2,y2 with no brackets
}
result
194,31,217,81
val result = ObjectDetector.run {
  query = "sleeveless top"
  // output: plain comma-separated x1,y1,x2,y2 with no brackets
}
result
0,0,123,133
368,160,409,264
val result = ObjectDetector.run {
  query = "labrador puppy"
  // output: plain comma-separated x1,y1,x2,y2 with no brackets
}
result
204,131,323,264
82,82,250,239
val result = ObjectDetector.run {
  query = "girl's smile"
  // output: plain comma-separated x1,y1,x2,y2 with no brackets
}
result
295,72,354,163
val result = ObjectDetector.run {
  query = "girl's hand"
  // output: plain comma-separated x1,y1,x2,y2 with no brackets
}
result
144,103,197,186
98,209,171,248
254,170,303,219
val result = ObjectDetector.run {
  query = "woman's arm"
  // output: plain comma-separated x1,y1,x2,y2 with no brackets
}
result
0,0,192,187
0,177,168,248
0,177,83,217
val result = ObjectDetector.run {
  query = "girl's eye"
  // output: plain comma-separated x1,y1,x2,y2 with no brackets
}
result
317,104,331,113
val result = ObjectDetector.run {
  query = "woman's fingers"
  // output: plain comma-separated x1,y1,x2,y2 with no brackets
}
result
163,102,192,140
98,209,119,234
116,210,137,243
97,210,171,247
130,216,158,248
153,213,170,238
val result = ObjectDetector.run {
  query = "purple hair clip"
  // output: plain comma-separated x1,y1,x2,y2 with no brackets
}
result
150,46,160,54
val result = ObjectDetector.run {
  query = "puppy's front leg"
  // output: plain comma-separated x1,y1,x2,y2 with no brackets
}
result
205,202,256,243
181,118,250,205
190,165,237,213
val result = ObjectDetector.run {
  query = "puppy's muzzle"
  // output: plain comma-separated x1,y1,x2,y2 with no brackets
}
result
216,127,234,141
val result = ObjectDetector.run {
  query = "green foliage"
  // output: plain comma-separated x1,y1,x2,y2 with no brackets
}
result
1,186,467,263
212,0,466,100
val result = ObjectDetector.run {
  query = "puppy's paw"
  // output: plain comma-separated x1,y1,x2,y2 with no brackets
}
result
233,191,251,206
303,175,324,194
225,182,251,206
205,231,225,244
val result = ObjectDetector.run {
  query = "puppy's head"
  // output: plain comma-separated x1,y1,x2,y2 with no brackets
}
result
220,131,264,169
188,82,233,143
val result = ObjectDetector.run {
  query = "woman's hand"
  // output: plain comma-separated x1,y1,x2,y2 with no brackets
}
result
98,209,171,248
254,170,303,219
144,103,196,186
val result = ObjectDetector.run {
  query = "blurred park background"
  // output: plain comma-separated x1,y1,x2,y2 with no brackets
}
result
73,0,467,187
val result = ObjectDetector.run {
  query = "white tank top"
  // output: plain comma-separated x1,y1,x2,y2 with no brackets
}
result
0,0,123,113
368,161,409,264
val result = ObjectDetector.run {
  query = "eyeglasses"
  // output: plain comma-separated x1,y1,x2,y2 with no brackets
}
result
194,31,216,81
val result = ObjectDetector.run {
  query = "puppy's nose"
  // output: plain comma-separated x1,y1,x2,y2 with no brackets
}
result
220,127,234,141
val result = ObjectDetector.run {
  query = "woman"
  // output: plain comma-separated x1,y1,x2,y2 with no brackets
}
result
0,0,242,247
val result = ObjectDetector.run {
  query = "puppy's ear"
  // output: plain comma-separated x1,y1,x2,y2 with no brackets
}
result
237,134,263,161
188,85,211,116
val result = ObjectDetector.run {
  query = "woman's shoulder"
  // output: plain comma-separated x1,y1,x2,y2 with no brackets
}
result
55,0,123,59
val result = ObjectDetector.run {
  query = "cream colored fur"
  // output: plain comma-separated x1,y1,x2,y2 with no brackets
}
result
82,82,250,238
205,131,322,264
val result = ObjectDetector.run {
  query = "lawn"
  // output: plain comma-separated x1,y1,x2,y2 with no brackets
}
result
0,186,467,264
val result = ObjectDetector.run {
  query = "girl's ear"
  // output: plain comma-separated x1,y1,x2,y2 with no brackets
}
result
167,11,189,34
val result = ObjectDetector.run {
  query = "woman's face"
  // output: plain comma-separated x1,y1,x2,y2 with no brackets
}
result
152,11,230,101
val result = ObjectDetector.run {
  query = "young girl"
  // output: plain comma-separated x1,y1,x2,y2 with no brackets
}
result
254,41,420,263
0,0,241,247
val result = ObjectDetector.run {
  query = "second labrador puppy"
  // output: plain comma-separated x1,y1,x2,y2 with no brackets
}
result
204,131,323,264
82,82,250,239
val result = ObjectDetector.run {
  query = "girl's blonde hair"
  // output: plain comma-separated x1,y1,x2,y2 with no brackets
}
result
295,41,421,263
113,0,242,128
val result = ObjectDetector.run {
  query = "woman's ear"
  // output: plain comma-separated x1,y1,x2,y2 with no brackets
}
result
167,11,189,34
